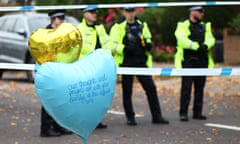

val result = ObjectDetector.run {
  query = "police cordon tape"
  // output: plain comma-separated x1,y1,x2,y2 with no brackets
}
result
0,1,240,12
0,63,240,76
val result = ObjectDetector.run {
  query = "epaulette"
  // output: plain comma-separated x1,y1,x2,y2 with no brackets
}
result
179,17,188,22
135,16,144,23
117,16,125,24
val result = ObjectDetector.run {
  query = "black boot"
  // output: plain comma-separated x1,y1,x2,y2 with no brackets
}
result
96,122,107,129
40,128,61,137
180,114,189,122
127,118,137,126
58,127,73,135
193,114,207,120
152,117,169,124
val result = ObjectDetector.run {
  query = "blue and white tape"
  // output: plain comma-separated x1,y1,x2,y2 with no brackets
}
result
0,63,240,76
0,1,240,12
117,67,239,76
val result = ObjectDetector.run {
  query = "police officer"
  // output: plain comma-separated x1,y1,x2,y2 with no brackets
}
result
77,7,113,128
46,9,66,29
110,7,169,125
174,6,215,121
40,10,72,137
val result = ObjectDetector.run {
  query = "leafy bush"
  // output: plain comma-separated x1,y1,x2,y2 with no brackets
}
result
138,7,165,46
229,13,240,35
151,45,175,62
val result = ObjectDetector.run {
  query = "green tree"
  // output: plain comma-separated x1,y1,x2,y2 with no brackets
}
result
33,0,239,46
138,7,165,46
35,0,71,5
229,13,240,35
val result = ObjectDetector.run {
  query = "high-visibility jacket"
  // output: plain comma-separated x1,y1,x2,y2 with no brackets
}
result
174,19,216,68
109,18,153,67
77,18,113,58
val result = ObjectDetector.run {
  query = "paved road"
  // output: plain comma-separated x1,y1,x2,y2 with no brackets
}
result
0,70,239,144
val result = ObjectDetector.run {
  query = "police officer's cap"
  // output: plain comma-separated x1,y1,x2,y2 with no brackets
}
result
122,6,135,12
82,7,97,13
189,6,204,12
48,9,66,18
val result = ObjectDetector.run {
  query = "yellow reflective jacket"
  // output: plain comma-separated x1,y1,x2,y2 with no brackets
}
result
174,19,215,68
109,18,153,67
77,18,113,58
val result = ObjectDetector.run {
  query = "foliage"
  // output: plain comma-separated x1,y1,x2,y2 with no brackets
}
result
35,0,71,5
151,45,175,62
158,7,187,45
146,6,239,45
33,0,239,43
229,13,240,35
138,7,165,46
205,6,239,29
136,5,238,63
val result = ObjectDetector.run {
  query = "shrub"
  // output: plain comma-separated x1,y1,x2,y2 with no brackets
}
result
151,45,175,62
229,13,240,35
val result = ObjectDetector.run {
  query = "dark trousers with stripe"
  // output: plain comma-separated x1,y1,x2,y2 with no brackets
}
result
180,58,207,116
122,75,162,120
180,75,206,116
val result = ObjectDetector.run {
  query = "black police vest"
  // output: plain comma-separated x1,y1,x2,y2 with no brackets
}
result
184,21,207,62
122,21,147,67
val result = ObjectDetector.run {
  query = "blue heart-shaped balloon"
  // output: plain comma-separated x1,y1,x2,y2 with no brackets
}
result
34,49,116,143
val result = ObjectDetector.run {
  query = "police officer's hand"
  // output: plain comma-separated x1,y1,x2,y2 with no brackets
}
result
198,43,208,52
143,42,152,51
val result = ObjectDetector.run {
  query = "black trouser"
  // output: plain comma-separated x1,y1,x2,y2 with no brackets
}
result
41,106,63,132
180,75,206,116
122,75,162,120
180,58,207,116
